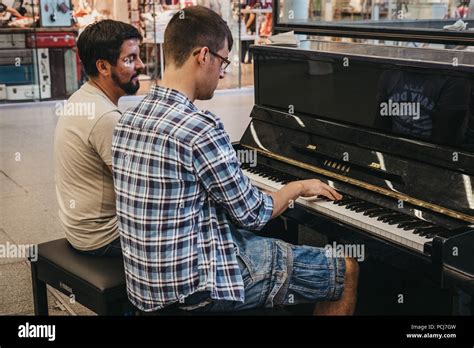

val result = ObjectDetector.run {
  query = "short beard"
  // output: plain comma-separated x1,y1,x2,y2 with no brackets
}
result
112,71,140,95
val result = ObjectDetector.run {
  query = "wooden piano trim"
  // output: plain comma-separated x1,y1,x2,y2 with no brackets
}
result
243,144,474,224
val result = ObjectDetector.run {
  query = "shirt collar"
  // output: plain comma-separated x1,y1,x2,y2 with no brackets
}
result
150,85,197,112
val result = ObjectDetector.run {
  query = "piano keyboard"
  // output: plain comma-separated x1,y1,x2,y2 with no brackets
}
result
241,164,446,253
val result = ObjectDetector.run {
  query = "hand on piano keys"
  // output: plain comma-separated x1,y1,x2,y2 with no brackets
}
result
258,178,342,202
297,179,343,202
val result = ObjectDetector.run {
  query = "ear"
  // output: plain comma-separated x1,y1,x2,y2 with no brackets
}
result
195,47,210,65
96,59,111,77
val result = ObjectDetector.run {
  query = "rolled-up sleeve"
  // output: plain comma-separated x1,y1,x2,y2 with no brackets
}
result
192,128,273,230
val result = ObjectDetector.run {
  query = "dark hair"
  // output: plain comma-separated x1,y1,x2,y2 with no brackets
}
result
164,6,233,68
77,20,143,77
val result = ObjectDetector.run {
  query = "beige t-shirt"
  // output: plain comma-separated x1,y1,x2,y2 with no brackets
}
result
54,82,121,251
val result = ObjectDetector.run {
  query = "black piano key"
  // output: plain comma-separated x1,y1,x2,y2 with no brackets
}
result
278,175,292,181
276,173,298,185
413,226,438,234
419,230,431,237
377,213,400,221
402,223,432,230
351,203,376,212
345,202,365,209
425,233,437,239
351,201,369,207
382,214,409,223
413,226,440,235
369,209,393,217
246,164,300,187
419,228,445,237
399,221,432,230
386,217,416,225
335,198,358,206
363,207,385,215
418,228,444,237
347,204,369,211
261,169,275,178
397,220,421,229
348,202,375,209
272,172,283,179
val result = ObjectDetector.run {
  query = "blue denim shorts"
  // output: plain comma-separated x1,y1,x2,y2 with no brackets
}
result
180,227,346,312
74,237,122,257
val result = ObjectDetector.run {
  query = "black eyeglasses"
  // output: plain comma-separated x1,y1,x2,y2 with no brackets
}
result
193,49,231,72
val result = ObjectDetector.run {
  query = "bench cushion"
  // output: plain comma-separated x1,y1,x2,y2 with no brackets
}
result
36,238,126,293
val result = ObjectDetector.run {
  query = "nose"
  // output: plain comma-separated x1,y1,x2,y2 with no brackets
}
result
219,69,225,79
135,56,145,71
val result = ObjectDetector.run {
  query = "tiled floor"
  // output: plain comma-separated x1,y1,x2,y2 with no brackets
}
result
0,87,254,315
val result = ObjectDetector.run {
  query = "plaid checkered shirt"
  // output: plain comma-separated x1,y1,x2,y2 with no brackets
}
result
112,86,273,311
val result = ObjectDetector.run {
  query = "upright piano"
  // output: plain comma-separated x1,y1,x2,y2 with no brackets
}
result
235,41,474,314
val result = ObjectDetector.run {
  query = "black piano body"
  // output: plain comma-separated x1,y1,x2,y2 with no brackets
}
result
234,41,474,315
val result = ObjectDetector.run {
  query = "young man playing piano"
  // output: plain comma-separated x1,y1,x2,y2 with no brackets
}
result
112,6,359,315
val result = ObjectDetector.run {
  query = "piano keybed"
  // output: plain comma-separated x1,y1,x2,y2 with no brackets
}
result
241,162,448,253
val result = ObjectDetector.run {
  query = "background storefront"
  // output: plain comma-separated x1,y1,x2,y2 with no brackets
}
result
0,0,274,103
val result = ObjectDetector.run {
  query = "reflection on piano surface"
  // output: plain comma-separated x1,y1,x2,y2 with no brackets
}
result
376,70,472,147
235,41,474,314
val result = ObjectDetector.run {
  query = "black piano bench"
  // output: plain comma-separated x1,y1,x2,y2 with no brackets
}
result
29,238,133,316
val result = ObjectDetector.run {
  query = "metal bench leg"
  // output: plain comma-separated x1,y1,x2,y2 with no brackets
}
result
31,262,49,315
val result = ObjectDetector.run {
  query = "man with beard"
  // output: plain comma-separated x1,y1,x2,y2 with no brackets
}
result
54,20,144,256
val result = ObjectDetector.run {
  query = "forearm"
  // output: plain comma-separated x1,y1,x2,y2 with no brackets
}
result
7,7,23,17
268,181,303,219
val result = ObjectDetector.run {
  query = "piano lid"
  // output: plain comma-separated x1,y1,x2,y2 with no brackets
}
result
243,43,474,223
251,43,474,167
297,40,474,68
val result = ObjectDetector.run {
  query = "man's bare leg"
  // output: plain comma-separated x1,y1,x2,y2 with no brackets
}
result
313,257,359,315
